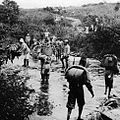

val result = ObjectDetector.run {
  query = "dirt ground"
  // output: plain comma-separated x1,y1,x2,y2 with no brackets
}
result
6,55,120,120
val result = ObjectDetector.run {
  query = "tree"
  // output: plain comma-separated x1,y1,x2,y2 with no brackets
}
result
43,14,55,25
2,0,19,25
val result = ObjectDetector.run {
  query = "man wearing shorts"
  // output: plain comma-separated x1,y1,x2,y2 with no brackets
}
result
65,56,94,120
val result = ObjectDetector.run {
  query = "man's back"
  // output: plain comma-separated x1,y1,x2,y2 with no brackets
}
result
65,65,91,89
66,57,94,120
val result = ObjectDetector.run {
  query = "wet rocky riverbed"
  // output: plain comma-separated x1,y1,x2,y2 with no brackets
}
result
2,55,120,120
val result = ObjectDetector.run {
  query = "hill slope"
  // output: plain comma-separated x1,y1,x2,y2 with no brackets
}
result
64,3,120,21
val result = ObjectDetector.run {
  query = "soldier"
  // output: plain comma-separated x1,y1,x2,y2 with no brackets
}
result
39,37,53,83
101,54,119,98
55,39,62,62
61,39,70,70
65,56,94,120
19,38,30,67
25,33,31,47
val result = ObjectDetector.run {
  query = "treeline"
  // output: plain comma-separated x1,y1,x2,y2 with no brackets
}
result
0,0,27,47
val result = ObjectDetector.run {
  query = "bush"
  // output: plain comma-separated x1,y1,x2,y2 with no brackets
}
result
0,67,35,120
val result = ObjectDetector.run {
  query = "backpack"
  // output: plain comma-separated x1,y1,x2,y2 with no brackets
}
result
65,65,89,86
101,54,119,74
42,43,53,56
101,54,117,67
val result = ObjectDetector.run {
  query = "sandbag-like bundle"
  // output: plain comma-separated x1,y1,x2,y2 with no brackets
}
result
101,54,119,74
101,54,117,67
41,43,53,56
65,65,90,85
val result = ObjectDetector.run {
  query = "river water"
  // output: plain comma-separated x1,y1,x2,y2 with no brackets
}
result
8,55,120,120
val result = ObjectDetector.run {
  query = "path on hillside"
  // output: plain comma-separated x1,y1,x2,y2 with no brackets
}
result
8,55,120,120
65,17,82,27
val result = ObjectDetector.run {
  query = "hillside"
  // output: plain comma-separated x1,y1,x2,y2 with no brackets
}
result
64,3,120,21
17,2,120,58
20,8,54,22
19,2,120,26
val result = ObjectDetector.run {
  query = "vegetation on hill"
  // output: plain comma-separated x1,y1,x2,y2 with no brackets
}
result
63,2,120,58
1,0,120,59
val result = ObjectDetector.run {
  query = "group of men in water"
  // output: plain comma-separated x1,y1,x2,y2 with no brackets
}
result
18,31,119,120
19,32,71,70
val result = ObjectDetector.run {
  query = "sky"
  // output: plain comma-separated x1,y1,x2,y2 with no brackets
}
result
0,0,119,8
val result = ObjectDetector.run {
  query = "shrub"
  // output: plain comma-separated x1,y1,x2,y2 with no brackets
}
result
0,67,35,120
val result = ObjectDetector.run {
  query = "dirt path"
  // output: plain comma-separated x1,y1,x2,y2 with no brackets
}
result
65,17,82,27
8,55,120,120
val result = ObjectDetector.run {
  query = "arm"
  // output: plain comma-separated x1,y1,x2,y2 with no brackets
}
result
84,72,94,97
86,81,94,97
18,44,24,52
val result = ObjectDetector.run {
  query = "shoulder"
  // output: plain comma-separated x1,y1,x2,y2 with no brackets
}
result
65,65,87,76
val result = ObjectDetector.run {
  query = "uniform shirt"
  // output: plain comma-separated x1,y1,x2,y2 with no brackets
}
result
63,44,70,56
20,42,30,55
44,32,50,37
41,42,53,56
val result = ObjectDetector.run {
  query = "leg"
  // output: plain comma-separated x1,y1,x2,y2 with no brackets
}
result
67,108,72,120
58,50,60,60
104,74,108,95
41,59,46,83
46,74,49,84
104,85,107,95
23,54,28,67
23,58,27,67
26,53,30,67
61,57,65,69
108,87,112,98
56,54,58,62
66,91,76,120
44,69,49,83
41,72,45,84
108,78,113,98
9,53,13,63
11,53,16,63
26,59,29,67
65,56,69,70
77,106,84,120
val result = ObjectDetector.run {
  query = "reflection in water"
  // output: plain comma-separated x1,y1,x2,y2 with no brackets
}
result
37,82,53,116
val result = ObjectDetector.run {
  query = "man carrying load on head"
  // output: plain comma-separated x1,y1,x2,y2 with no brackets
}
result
65,56,94,120
100,54,119,98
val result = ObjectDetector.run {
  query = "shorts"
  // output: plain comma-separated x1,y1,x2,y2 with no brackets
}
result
105,72,113,88
66,88,85,109
24,53,30,59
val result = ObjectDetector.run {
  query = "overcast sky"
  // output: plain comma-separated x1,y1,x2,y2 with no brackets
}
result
0,0,119,8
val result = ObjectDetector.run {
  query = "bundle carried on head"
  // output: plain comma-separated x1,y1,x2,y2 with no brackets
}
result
101,54,119,74
65,65,90,85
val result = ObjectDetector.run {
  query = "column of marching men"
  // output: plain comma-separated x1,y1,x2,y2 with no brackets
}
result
17,31,71,83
